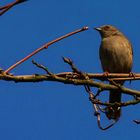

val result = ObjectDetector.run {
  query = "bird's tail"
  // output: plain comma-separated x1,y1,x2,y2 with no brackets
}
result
105,82,123,121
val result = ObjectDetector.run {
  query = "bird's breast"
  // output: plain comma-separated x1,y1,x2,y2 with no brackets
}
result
99,36,133,73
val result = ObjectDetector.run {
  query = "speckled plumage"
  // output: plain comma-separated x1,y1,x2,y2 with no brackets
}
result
95,25,133,120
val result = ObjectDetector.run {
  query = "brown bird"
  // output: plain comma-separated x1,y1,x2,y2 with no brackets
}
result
95,25,133,120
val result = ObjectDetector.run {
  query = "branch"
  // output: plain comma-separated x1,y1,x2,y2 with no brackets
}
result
4,26,88,74
54,72,140,81
90,98,140,107
0,72,140,97
84,85,116,130
1,58,140,129
0,0,28,16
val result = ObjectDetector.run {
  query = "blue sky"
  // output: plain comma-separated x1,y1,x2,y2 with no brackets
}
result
0,0,140,139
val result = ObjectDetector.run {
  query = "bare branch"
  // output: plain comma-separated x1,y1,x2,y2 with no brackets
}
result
90,98,140,107
4,27,88,74
84,85,116,130
55,72,140,81
32,60,53,75
0,72,140,97
0,0,28,16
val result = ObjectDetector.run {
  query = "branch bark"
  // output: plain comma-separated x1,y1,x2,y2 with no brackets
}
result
0,72,140,97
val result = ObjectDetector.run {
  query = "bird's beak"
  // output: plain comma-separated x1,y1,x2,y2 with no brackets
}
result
94,27,102,31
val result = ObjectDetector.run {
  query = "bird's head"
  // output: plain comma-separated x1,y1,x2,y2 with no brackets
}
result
94,25,122,38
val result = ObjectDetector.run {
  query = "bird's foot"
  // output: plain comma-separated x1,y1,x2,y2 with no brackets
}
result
129,72,135,84
102,71,109,77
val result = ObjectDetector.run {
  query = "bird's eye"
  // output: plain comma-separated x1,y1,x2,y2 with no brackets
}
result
104,26,110,30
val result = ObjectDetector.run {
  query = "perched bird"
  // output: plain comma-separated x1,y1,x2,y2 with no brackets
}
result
94,25,133,120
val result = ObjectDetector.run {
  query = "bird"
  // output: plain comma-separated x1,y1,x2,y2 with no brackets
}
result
94,25,133,121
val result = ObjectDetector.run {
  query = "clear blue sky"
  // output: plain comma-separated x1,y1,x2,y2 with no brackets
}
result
0,0,140,139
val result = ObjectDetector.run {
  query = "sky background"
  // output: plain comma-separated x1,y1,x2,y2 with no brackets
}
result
0,0,140,139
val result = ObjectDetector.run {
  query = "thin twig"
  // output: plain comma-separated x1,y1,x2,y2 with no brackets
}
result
63,57,81,73
63,57,89,80
32,60,53,75
84,85,116,130
4,26,88,74
133,120,140,124
90,98,140,107
95,104,117,131
0,0,28,16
